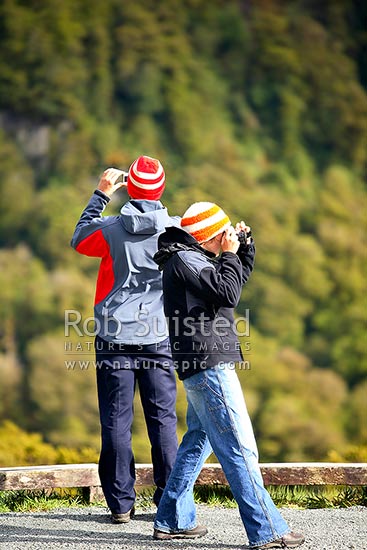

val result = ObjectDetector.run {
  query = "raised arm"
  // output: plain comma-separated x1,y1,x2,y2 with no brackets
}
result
176,250,244,309
71,168,126,257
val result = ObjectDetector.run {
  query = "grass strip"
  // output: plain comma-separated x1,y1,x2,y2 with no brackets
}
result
0,485,365,513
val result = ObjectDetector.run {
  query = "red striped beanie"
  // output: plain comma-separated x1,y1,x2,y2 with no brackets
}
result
181,202,231,243
127,155,165,200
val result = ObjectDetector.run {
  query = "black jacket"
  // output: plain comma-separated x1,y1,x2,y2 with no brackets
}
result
153,226,255,380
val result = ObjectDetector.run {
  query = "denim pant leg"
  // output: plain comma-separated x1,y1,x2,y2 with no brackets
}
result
184,365,290,547
154,400,212,532
137,341,178,505
96,364,136,514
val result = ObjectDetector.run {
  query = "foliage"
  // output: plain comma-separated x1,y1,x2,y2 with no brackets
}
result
327,445,367,464
193,484,367,509
0,489,86,513
0,0,366,464
0,421,98,467
267,485,367,509
1,484,365,513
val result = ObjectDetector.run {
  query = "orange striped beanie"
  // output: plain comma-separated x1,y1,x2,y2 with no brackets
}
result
181,202,231,243
127,155,165,200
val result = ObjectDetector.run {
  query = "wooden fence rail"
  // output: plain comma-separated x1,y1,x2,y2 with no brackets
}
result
0,463,366,504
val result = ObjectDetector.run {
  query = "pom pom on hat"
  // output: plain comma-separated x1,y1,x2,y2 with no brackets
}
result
181,202,231,243
127,155,165,200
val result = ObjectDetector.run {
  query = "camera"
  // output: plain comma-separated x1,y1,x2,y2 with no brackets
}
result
116,171,128,184
237,229,252,244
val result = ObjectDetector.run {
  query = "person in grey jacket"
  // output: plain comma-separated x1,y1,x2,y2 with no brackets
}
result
71,156,179,523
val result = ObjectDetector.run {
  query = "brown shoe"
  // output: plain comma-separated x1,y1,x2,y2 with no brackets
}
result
153,525,208,540
111,506,135,524
250,531,305,548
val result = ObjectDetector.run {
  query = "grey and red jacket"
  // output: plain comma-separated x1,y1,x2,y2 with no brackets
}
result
71,190,180,344
153,226,255,379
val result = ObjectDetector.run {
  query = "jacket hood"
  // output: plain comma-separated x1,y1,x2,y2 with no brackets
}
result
120,199,172,235
154,226,214,270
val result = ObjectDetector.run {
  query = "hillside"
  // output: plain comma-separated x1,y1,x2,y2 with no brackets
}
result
0,0,366,464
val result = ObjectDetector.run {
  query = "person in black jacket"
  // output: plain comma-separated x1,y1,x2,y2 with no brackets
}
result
152,202,305,549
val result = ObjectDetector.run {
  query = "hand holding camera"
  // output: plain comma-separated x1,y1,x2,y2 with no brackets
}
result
235,221,252,245
221,227,240,254
97,168,128,198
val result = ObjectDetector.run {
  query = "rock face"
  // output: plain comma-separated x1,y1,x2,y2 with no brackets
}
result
1,111,49,165
0,112,73,176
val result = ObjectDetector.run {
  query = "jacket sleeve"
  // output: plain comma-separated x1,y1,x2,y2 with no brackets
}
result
237,240,256,285
70,190,111,257
177,251,243,309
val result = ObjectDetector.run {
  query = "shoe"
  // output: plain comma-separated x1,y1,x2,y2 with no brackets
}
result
250,531,305,548
153,525,208,540
111,506,135,524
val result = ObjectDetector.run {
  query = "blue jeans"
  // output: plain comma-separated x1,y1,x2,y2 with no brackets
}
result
154,364,290,547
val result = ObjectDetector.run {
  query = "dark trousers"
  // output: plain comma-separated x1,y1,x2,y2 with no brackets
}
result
95,336,178,514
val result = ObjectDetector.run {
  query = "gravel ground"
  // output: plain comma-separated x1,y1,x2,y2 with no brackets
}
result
0,505,366,550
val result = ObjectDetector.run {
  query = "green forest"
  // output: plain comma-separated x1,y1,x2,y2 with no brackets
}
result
0,0,366,466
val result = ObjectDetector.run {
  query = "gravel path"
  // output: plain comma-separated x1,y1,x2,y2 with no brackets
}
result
0,505,365,550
